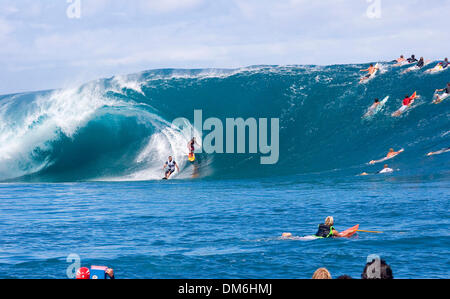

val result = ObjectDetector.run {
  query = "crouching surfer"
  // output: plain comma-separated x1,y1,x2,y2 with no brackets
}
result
163,156,180,180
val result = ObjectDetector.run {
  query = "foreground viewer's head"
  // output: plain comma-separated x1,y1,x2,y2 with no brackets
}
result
312,268,332,279
362,258,393,279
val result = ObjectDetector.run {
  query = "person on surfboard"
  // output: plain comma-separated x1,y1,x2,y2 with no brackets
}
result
434,82,450,103
360,64,379,82
393,55,406,65
440,58,449,69
427,147,450,156
163,156,180,179
416,57,425,68
188,137,199,155
370,148,403,165
315,216,340,238
368,98,380,112
392,93,416,117
378,164,394,174
364,98,382,117
407,55,418,63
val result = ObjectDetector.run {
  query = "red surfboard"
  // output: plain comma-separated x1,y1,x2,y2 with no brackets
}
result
338,224,359,238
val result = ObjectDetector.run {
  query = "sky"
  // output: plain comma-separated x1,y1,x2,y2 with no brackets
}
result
0,0,449,94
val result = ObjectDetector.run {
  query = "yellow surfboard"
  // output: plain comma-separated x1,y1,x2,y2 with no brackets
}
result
188,153,196,162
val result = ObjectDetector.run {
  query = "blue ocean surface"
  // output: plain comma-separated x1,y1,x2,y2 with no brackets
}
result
0,64,449,278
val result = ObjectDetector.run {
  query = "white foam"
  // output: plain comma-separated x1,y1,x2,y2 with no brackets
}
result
0,83,129,180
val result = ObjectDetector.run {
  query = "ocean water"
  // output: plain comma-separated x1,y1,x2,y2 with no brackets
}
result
0,64,449,279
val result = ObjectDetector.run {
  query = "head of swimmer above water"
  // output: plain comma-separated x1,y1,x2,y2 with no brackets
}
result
384,164,389,169
374,98,379,103
325,216,334,227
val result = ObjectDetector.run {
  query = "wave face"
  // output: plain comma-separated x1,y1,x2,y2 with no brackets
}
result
0,64,449,182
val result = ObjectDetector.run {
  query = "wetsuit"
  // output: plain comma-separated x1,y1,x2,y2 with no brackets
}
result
315,224,335,238
165,160,177,175
417,60,425,68
189,141,195,153
441,61,449,69
442,86,450,95
407,57,418,63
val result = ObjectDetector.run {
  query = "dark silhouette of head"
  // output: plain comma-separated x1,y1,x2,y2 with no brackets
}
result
362,258,393,279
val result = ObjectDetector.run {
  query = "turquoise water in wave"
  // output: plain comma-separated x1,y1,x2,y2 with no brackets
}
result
0,64,449,278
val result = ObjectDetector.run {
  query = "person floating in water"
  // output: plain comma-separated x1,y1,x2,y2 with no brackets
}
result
370,148,404,165
378,164,394,174
163,156,180,179
434,82,450,103
360,64,379,82
315,216,340,238
427,147,450,156
407,54,418,63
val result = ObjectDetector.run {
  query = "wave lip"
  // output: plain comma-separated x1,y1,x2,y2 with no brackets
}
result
1,63,449,182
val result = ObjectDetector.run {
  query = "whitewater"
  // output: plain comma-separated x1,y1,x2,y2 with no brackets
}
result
0,62,449,279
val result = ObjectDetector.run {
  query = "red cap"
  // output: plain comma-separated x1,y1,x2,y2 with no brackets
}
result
76,267,90,279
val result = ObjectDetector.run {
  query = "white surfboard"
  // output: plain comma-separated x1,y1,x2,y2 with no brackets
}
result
363,96,389,118
433,93,450,104
425,64,447,74
402,60,432,74
359,63,380,84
